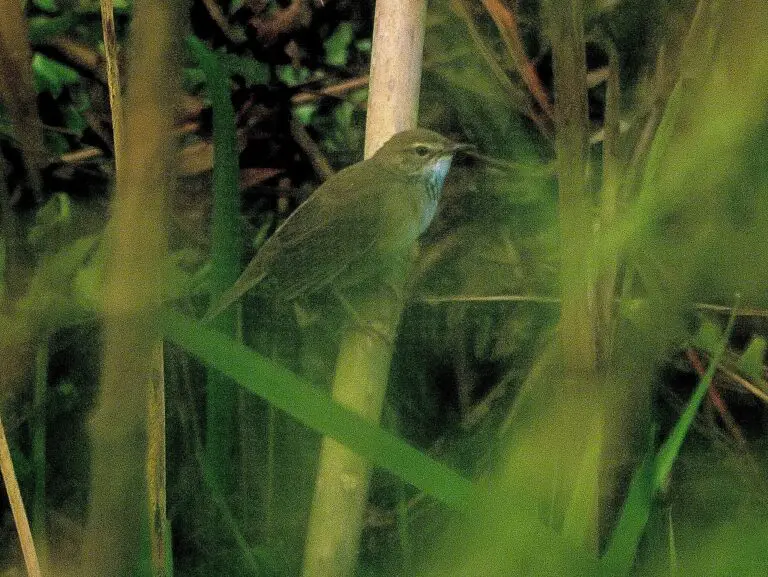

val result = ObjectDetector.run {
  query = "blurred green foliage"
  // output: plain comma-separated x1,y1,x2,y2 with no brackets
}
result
1,0,767,576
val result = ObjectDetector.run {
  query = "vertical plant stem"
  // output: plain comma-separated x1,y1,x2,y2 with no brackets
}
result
187,35,243,496
302,313,403,577
0,0,46,202
83,0,181,572
0,414,41,577
31,339,48,564
547,0,596,374
539,0,600,551
100,0,124,175
596,37,621,360
363,0,427,156
147,342,170,577
0,146,26,305
303,2,427,576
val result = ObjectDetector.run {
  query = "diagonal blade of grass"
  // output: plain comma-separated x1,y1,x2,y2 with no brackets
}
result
600,296,740,576
161,309,474,508
597,439,656,577
652,295,739,488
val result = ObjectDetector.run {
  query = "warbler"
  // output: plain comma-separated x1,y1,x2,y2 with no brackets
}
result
204,128,469,321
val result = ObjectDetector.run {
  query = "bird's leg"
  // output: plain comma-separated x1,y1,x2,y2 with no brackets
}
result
332,288,396,346
379,249,415,303
379,276,406,304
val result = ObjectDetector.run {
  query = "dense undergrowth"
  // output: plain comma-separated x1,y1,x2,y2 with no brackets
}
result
0,0,767,576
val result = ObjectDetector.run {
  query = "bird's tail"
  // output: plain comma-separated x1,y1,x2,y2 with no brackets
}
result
201,289,236,324
202,270,266,324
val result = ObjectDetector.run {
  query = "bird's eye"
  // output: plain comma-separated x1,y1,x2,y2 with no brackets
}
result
413,145,430,157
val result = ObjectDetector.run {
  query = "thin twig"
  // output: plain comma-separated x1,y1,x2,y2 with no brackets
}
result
99,0,124,176
0,415,42,577
450,0,552,139
686,349,747,446
719,365,768,406
249,0,311,45
201,0,241,44
421,294,561,305
419,293,768,318
291,75,369,105
480,0,554,119
290,116,334,181
463,150,555,176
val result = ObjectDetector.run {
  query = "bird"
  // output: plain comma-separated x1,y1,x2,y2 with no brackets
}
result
203,128,469,322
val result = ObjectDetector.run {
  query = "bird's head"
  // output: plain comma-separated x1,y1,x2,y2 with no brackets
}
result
372,129,472,197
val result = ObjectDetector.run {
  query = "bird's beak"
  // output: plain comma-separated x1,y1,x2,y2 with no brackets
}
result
447,142,475,156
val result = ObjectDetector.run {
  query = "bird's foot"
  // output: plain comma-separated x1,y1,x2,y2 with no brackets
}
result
333,289,396,346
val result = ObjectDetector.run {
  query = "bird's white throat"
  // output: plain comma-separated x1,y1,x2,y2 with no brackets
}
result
426,156,452,200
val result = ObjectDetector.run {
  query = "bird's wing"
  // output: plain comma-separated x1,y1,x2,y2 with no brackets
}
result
259,162,401,301
204,162,410,320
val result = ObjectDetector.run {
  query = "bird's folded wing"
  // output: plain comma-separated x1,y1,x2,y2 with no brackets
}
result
204,162,405,320
260,162,396,301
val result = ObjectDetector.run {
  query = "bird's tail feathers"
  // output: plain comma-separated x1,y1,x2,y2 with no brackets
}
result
201,270,267,324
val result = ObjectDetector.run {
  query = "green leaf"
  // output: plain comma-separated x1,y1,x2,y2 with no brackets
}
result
217,52,270,86
324,22,354,67
598,445,656,577
63,105,87,136
600,299,740,576
276,65,310,87
32,53,80,97
20,234,100,329
355,38,372,54
33,0,58,13
736,336,766,383
185,35,242,324
294,103,316,126
28,192,72,246
348,87,368,105
161,310,474,508
28,14,76,45
333,101,354,130
183,67,207,92
45,131,70,156
689,319,722,355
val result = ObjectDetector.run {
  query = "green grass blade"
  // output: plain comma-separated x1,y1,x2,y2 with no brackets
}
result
600,298,739,575
186,35,243,492
653,297,739,488
667,507,677,577
161,310,474,508
185,37,241,301
597,444,655,576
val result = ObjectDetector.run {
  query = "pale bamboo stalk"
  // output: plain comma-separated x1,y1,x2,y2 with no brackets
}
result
363,0,427,157
0,414,42,577
302,2,427,576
